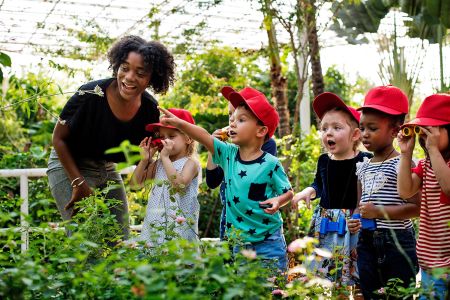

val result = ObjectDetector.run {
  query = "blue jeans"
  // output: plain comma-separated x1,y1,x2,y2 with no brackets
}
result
419,269,449,300
357,228,419,299
232,228,288,273
47,149,129,239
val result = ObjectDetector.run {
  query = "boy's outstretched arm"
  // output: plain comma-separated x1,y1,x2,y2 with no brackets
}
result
159,107,214,153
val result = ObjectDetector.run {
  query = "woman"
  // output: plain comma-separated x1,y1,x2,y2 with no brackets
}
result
47,35,175,239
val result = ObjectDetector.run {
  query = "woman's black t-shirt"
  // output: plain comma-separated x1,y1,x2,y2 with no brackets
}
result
59,78,159,162
311,151,373,209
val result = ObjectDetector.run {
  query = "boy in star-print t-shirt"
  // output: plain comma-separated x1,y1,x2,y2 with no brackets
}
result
158,86,293,272
213,138,290,243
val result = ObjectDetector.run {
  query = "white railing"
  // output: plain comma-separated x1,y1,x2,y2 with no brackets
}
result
0,167,135,252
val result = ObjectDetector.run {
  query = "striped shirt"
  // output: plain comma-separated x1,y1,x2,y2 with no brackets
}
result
413,158,450,269
356,156,413,229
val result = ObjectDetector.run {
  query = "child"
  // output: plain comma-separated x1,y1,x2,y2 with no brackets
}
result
348,85,420,299
397,93,450,300
292,92,372,286
131,108,200,245
206,102,277,240
159,86,293,271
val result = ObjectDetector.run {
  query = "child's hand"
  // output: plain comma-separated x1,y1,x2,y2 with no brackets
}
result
159,139,174,159
292,190,313,209
421,126,441,152
139,137,158,161
347,218,361,234
397,130,415,155
159,107,181,128
212,129,223,140
259,198,280,214
359,202,379,219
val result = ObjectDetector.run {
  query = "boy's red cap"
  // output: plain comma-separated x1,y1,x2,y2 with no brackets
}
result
403,94,450,127
146,108,195,132
358,85,408,115
313,92,361,122
221,86,279,138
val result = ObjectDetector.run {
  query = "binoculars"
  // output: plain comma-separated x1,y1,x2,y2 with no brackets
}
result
219,126,230,141
319,215,346,236
402,126,422,137
150,138,163,150
351,213,377,230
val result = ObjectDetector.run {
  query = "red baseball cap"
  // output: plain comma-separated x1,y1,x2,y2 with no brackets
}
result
146,108,195,132
403,93,450,127
358,85,409,115
221,86,279,138
313,92,361,122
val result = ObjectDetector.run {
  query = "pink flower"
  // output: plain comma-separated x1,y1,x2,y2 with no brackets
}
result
272,289,287,297
175,216,186,224
377,287,385,294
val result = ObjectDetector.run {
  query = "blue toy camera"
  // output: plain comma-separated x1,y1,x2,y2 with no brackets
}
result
351,213,377,230
319,215,346,236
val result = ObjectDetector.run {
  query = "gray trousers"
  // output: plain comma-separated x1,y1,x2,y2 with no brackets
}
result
47,149,129,239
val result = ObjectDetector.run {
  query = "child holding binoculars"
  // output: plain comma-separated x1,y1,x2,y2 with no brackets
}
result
292,92,371,287
397,93,450,300
348,85,420,300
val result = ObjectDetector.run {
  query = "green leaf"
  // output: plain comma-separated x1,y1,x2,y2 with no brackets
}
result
210,273,228,284
0,52,11,67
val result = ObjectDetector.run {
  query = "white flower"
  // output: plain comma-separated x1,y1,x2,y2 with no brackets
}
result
77,90,85,95
288,265,307,275
314,248,333,258
306,277,333,288
93,85,104,97
58,119,66,125
287,237,316,252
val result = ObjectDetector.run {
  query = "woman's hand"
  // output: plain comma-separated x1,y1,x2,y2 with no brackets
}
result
65,181,93,216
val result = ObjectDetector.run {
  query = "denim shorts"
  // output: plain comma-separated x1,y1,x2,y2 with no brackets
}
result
357,227,418,299
47,149,129,238
419,269,449,300
233,227,288,273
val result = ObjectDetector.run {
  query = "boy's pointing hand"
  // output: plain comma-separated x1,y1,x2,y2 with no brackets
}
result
158,107,180,127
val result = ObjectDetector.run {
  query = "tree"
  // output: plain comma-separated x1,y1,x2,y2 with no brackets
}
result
260,0,291,137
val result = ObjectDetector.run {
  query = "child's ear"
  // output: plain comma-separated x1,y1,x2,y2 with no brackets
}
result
351,127,361,142
257,126,269,138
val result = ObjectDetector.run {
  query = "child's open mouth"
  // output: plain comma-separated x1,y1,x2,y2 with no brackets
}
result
229,130,237,137
327,140,336,147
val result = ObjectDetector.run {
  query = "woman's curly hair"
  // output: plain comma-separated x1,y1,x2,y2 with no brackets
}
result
107,35,175,94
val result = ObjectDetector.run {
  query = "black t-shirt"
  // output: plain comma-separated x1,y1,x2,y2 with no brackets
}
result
311,151,373,209
59,78,159,162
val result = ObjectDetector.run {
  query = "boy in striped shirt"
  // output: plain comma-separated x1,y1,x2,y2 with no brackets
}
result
397,93,450,300
348,85,420,299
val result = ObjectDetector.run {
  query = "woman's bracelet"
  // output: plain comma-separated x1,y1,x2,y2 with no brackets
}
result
71,176,85,188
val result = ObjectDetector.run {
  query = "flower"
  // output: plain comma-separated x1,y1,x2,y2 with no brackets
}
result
272,289,287,297
305,277,333,288
175,216,186,224
241,249,257,259
267,276,277,283
287,237,316,252
131,284,145,297
377,287,385,294
314,248,333,258
288,265,307,275
93,85,104,97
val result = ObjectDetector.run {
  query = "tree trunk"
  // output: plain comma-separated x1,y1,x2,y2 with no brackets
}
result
262,0,290,137
305,0,324,98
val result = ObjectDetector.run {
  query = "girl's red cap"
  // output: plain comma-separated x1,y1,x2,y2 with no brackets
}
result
146,108,195,132
404,94,450,127
313,92,360,122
